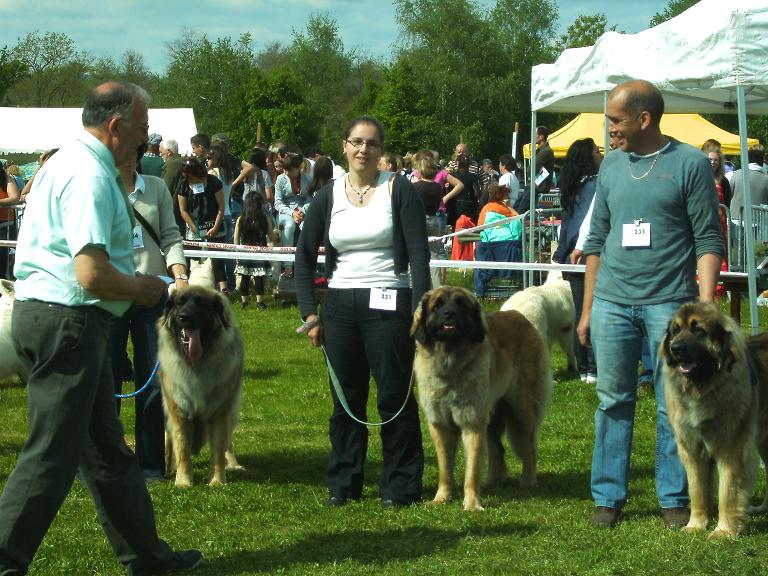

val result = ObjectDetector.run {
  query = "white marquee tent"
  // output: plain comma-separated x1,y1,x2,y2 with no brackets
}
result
0,107,197,155
528,0,768,331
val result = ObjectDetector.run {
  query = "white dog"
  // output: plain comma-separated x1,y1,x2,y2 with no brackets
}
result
0,279,25,382
500,270,576,370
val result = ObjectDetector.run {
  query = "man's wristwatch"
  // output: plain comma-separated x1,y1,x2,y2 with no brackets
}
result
174,274,189,281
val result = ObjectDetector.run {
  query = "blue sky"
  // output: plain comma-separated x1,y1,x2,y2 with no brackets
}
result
0,0,672,73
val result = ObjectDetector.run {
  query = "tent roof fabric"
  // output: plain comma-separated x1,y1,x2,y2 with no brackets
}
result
531,0,768,113
523,113,759,158
0,107,197,155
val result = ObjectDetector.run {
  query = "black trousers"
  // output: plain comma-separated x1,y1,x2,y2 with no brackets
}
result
563,271,596,374
320,288,423,502
0,301,174,575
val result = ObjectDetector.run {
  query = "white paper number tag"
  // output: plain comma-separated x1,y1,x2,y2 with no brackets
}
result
622,222,651,247
370,287,397,311
132,225,145,249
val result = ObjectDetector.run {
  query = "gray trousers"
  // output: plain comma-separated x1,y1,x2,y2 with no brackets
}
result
0,300,174,575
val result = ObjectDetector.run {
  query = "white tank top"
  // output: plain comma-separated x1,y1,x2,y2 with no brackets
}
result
328,172,411,289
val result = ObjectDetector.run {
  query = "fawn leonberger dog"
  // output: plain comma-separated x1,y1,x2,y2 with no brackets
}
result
157,285,244,487
662,302,768,538
411,286,552,511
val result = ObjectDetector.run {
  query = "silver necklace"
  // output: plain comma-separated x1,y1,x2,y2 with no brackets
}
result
628,151,662,180
348,173,378,204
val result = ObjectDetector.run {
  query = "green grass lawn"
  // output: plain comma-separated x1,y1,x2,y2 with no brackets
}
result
1,274,768,575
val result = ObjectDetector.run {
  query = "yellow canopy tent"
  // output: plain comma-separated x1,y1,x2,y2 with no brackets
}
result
522,113,758,158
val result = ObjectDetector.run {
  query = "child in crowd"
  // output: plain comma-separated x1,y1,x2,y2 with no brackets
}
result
233,193,279,309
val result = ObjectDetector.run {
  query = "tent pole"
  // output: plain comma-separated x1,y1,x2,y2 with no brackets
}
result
529,111,537,287
736,84,758,334
603,92,610,153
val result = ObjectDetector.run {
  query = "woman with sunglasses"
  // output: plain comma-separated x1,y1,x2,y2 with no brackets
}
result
295,116,430,508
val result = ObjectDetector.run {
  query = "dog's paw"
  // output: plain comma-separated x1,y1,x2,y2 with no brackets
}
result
208,477,226,488
463,500,485,512
174,477,193,489
708,527,738,540
226,464,246,472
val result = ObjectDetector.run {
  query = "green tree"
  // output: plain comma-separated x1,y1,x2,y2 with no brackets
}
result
649,0,700,27
0,46,28,105
9,31,88,106
223,67,318,157
157,29,256,136
559,13,616,50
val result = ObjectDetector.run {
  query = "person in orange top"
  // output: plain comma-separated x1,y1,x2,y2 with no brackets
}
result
474,184,522,296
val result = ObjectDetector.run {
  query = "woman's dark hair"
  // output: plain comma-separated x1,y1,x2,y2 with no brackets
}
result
457,154,470,171
238,193,268,246
208,144,233,183
343,115,385,146
248,148,268,170
559,138,600,214
308,156,334,196
180,156,207,178
282,152,304,172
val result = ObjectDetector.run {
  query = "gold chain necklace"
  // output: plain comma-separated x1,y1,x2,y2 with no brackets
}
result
628,151,662,180
347,173,379,204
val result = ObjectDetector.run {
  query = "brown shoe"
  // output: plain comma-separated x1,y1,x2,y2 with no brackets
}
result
661,507,690,528
591,506,620,528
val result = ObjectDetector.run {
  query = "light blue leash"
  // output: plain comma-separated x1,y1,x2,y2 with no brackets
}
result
115,361,159,399
321,345,414,428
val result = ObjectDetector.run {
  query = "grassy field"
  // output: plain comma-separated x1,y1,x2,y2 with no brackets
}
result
1,273,768,575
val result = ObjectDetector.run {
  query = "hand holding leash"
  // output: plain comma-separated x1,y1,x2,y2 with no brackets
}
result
297,315,322,347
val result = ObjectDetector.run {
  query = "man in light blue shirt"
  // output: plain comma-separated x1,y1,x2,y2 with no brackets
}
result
0,82,202,576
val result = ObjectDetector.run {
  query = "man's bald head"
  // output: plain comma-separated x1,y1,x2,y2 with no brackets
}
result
82,82,150,129
609,80,665,126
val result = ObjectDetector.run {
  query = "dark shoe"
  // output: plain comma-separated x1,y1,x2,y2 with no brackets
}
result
255,301,267,310
381,497,418,509
240,301,249,309
324,495,347,507
143,469,165,484
661,507,690,529
591,506,620,528
132,550,203,575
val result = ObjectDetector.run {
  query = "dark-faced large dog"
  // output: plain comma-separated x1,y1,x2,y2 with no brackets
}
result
661,302,768,538
157,285,244,487
411,286,552,511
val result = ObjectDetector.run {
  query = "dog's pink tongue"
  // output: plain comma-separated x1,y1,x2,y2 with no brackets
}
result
679,363,696,374
185,328,203,362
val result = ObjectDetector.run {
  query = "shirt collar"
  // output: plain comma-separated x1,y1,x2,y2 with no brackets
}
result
77,130,118,179
128,173,146,204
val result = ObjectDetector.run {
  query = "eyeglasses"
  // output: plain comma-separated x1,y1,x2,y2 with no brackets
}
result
345,138,381,150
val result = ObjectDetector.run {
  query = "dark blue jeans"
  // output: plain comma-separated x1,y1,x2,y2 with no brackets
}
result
109,294,166,475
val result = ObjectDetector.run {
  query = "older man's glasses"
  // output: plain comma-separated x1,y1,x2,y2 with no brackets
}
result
345,138,381,150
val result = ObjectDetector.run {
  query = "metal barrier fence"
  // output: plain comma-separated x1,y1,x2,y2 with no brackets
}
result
521,208,562,287
730,205,768,273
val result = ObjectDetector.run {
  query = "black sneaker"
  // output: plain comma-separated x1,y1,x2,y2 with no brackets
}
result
132,550,203,575
591,506,620,528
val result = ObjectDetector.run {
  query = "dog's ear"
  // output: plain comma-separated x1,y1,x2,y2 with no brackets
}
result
470,295,486,343
661,317,676,367
411,293,432,346
162,291,177,328
713,321,738,372
214,293,232,329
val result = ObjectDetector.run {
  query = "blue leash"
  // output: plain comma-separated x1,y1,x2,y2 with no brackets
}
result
114,361,160,399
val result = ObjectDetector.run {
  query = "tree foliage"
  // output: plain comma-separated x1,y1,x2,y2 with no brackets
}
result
649,0,700,27
9,31,88,106
559,13,616,50
0,47,28,105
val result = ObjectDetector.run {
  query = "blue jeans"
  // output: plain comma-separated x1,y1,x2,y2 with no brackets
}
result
590,296,689,510
109,294,166,475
